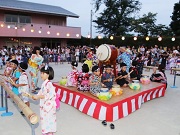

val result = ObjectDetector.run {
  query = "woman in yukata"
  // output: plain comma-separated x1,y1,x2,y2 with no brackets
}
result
117,47,131,72
29,46,44,93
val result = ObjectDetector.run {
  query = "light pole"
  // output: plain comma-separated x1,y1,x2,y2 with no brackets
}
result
90,9,93,46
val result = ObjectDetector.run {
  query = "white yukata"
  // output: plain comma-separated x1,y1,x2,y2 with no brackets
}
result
38,79,57,134
18,72,29,103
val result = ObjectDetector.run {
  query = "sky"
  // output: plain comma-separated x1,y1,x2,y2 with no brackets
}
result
20,0,179,37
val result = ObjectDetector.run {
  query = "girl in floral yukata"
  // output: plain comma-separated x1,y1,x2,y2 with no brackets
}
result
29,46,44,93
65,61,79,87
89,65,102,96
24,65,56,135
77,64,90,92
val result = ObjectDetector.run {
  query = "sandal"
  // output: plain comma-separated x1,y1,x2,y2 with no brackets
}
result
35,87,40,90
31,90,38,94
102,120,107,126
110,123,115,129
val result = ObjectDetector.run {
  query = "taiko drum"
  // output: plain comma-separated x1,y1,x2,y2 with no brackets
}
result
96,44,118,62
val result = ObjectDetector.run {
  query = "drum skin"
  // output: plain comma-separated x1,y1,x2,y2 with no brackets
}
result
97,44,118,62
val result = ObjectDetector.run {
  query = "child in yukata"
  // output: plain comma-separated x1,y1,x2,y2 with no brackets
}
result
66,61,79,87
4,67,13,90
116,63,129,87
150,65,167,88
129,60,138,80
10,60,21,95
101,65,114,90
9,62,30,115
89,65,103,97
77,64,90,92
24,65,57,135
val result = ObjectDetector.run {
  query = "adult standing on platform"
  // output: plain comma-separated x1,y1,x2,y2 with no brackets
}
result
117,47,131,72
29,46,44,93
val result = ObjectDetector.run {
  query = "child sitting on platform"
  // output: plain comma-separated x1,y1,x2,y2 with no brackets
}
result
66,61,79,87
129,60,138,80
150,65,167,88
77,64,90,92
101,65,114,90
116,63,129,87
89,65,102,96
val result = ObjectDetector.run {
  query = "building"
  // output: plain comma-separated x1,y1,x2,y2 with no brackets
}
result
0,0,81,48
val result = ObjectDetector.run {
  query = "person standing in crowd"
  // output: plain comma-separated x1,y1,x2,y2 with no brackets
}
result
136,53,144,80
28,46,44,93
160,52,168,70
75,47,80,62
42,51,49,65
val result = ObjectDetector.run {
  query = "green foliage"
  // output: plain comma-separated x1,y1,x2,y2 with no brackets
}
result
93,0,141,36
92,0,174,37
132,12,157,36
170,2,180,36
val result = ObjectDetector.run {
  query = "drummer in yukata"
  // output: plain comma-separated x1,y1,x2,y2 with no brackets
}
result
116,63,129,87
101,65,114,90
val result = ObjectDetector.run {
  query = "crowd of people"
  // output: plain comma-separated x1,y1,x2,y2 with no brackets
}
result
0,44,180,135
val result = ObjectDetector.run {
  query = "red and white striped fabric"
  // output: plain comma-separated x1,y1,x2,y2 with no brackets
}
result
53,83,166,122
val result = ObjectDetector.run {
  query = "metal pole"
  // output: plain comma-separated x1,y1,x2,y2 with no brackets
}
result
171,70,178,88
1,91,13,116
90,9,92,46
0,85,5,111
31,124,36,135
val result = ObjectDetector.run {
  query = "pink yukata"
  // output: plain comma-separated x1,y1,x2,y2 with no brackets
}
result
65,69,78,87
37,79,57,135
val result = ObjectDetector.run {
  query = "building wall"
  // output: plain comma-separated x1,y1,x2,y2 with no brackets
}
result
31,14,67,26
0,11,4,21
0,9,80,39
0,9,67,26
0,9,77,47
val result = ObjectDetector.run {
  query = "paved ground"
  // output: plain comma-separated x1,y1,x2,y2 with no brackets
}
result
0,62,180,135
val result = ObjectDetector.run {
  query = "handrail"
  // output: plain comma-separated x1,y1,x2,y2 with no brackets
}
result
0,77,38,124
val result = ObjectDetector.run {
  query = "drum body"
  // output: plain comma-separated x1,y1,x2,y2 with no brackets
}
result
97,44,118,62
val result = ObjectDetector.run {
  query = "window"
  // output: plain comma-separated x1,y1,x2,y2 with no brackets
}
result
5,14,31,24
5,15,18,23
19,16,31,23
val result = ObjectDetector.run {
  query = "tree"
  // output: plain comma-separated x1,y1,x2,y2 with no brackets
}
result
93,0,141,36
132,12,157,36
132,12,173,37
170,2,180,36
151,24,173,37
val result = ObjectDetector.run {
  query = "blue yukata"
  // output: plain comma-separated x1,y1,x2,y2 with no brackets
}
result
101,72,114,90
117,52,131,72
12,69,21,95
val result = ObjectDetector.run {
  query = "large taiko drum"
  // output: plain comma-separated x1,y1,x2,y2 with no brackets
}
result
96,44,118,62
